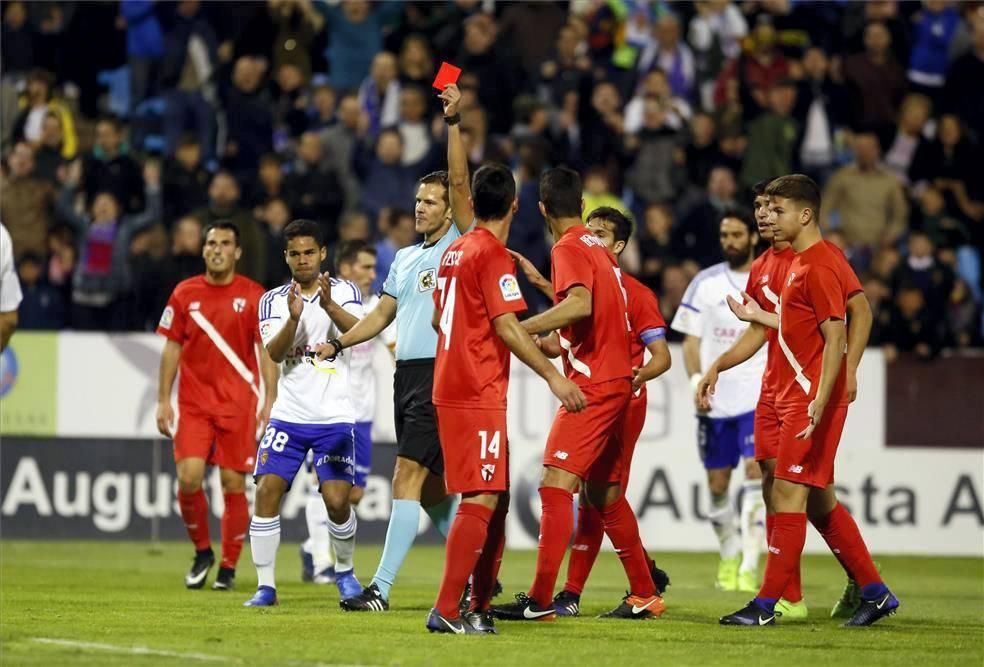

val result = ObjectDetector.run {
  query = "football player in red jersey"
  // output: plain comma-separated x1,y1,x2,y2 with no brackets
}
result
156,222,278,592
510,206,673,616
719,175,898,627
492,169,664,621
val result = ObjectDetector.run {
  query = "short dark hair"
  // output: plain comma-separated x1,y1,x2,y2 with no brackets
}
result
751,179,774,197
719,207,756,235
419,170,449,208
204,220,241,246
539,167,582,218
586,206,635,245
765,174,822,219
283,219,323,247
177,133,200,149
471,163,516,220
334,239,376,273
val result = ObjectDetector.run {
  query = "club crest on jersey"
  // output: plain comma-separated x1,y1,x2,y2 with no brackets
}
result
787,272,796,286
232,297,247,313
499,273,522,301
260,451,268,465
417,268,437,292
760,275,769,284
481,464,496,481
159,305,174,329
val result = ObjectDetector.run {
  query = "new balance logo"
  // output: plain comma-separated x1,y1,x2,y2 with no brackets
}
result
554,451,569,461
769,545,780,555
787,465,803,474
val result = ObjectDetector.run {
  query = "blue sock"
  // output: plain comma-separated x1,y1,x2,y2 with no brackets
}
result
371,499,421,601
861,582,889,600
424,495,460,539
754,597,778,613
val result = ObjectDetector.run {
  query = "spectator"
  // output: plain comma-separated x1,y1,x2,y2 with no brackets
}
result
673,166,739,267
941,14,984,143
258,198,291,289
883,93,933,186
317,0,403,93
456,13,522,134
160,0,219,162
222,56,274,176
684,113,727,190
33,112,68,186
11,68,77,158
1,141,54,261
624,69,692,135
358,51,401,136
252,153,286,209
843,22,907,134
45,224,77,301
635,13,697,101
821,132,908,251
82,116,145,215
714,20,790,119
162,134,209,227
624,97,685,209
398,33,435,90
916,185,971,251
120,0,164,115
57,161,162,330
397,85,435,167
498,1,568,81
578,80,626,176
16,251,67,330
353,129,421,223
372,207,416,293
740,78,798,189
582,167,629,220
269,0,324,84
337,210,370,243
537,22,590,109
891,230,955,323
906,0,961,101
191,171,266,285
307,81,336,132
884,284,942,361
794,46,849,183
284,131,346,240
863,276,892,345
638,203,675,292
1,2,35,82
946,279,982,348
320,93,366,212
689,1,748,108
912,114,983,227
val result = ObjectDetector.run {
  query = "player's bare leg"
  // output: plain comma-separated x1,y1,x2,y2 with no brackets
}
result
302,475,335,584
175,457,214,589
738,458,765,592
244,474,288,607
429,492,499,635
321,479,361,600
212,467,247,591
707,466,741,590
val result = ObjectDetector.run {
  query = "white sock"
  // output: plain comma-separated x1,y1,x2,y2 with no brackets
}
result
249,515,280,589
739,480,766,574
329,509,358,573
709,492,741,560
305,494,334,571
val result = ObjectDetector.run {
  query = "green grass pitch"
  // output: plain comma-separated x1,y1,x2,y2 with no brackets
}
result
1,541,982,666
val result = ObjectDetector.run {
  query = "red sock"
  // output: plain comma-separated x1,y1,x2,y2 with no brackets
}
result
758,512,807,601
220,492,249,570
178,488,211,551
470,503,507,612
564,503,604,595
528,487,574,607
435,503,493,618
811,503,881,587
768,512,804,602
601,496,655,598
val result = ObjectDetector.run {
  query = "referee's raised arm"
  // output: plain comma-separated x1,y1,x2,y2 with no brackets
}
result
439,83,473,233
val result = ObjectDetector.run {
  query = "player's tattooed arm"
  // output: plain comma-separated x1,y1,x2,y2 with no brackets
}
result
519,286,591,335
440,84,474,233
156,339,182,438
697,323,767,411
844,292,872,403
633,339,671,391
266,282,303,363
727,291,778,330
507,249,553,300
798,317,847,440
318,273,359,333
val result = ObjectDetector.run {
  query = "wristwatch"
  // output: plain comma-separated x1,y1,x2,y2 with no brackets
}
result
323,338,343,361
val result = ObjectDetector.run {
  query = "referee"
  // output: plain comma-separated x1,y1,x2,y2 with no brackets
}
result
317,99,474,611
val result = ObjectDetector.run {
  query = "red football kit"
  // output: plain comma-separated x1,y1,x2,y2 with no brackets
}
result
157,274,265,473
773,241,863,488
432,227,526,494
543,225,633,482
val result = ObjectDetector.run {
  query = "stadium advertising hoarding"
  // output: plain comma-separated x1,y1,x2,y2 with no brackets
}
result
1,332,981,555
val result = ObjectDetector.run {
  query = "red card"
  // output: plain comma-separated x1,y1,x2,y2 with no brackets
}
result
432,62,462,91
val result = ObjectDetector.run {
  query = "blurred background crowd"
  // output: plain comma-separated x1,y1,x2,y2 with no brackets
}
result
2,0,982,358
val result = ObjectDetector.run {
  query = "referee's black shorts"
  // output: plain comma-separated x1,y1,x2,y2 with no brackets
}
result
393,358,443,476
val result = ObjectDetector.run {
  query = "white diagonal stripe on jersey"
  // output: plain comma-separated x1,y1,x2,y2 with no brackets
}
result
556,333,592,378
762,285,779,308
776,303,812,395
188,309,262,401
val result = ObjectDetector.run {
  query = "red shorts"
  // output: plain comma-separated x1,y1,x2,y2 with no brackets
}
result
174,408,257,473
543,378,632,482
612,391,648,486
435,406,509,494
754,394,782,462
774,402,848,489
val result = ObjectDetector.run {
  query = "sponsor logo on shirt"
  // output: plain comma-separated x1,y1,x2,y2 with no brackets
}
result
481,464,496,481
417,268,437,292
499,274,522,301
232,297,247,313
159,306,174,329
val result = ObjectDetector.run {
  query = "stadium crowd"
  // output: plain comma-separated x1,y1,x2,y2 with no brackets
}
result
1,0,982,357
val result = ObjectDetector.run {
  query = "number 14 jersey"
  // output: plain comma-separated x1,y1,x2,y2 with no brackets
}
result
432,227,527,410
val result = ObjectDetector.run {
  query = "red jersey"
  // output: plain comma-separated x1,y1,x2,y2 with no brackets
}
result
776,241,863,406
551,224,632,386
746,245,795,401
432,227,527,409
157,274,265,417
623,273,667,396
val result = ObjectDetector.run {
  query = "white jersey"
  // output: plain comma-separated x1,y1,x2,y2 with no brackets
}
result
671,262,765,419
0,224,23,313
259,279,365,425
348,293,396,423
